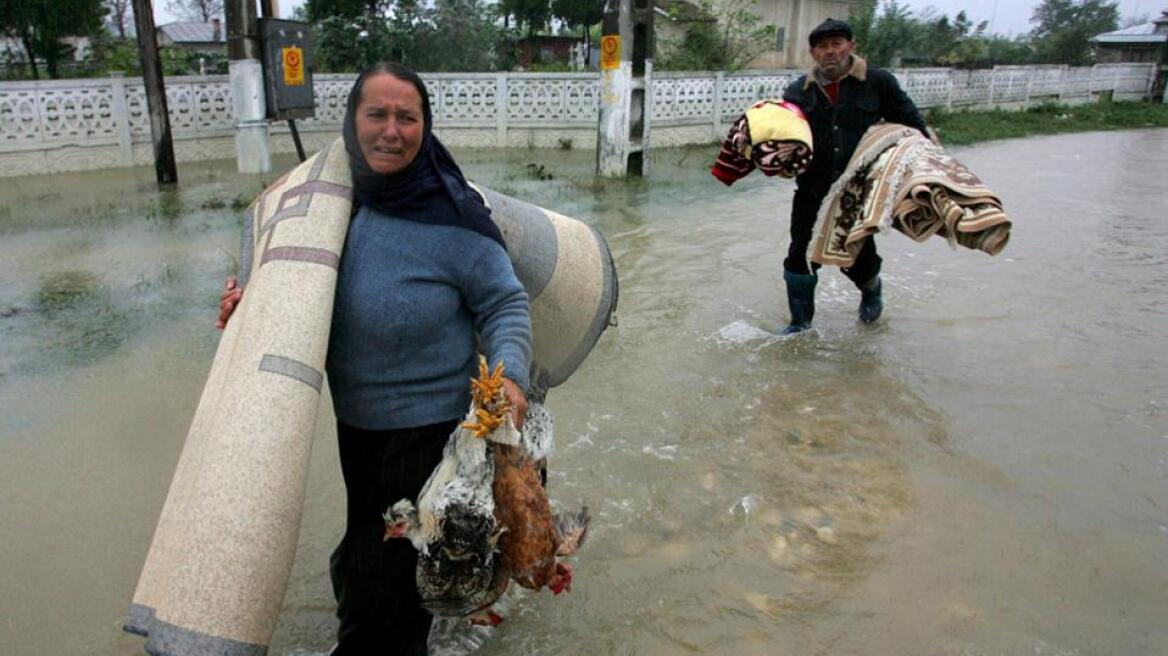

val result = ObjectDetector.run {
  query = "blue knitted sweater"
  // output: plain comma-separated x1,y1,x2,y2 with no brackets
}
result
326,205,532,430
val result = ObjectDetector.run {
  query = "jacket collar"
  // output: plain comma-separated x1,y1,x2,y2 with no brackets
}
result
803,55,867,90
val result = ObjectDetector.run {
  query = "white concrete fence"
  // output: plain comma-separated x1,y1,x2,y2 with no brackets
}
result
0,63,1156,178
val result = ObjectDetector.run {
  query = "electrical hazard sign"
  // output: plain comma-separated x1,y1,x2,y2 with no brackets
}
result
282,46,305,86
261,18,315,119
600,35,621,70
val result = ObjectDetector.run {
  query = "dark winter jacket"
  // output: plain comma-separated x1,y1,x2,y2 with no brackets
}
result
782,56,928,201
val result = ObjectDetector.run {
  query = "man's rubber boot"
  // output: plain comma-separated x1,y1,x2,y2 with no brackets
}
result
858,275,884,324
781,270,818,335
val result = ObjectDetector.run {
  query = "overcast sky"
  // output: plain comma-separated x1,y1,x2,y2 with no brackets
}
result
154,1,303,23
891,0,1160,36
154,0,1161,37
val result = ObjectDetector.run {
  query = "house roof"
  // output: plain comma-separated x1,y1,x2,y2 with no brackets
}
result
158,21,225,44
1092,11,1168,44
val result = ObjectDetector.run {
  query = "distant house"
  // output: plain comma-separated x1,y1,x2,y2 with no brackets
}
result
655,0,864,70
156,19,227,55
516,35,582,68
1090,10,1168,63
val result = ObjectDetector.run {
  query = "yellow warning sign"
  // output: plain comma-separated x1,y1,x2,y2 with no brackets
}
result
282,46,305,86
600,35,621,71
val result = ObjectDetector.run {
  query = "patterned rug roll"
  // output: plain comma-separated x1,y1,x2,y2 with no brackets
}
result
809,123,1012,268
124,138,617,655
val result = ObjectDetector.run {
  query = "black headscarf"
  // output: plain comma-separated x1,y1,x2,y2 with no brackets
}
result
342,63,505,249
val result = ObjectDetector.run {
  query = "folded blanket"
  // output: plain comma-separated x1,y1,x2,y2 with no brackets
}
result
711,100,813,185
809,123,1011,268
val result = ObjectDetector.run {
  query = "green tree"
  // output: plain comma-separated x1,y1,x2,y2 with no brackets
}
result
1029,0,1119,65
314,14,396,72
551,0,601,51
423,0,500,70
656,0,773,71
858,0,917,67
984,35,1036,66
500,0,552,36
0,0,105,79
105,0,132,39
850,1,1039,69
303,0,384,22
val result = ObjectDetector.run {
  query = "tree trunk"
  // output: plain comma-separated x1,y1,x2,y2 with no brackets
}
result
20,30,39,80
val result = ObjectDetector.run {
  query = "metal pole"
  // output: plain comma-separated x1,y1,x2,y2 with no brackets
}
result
262,0,303,161
288,119,306,162
131,0,178,185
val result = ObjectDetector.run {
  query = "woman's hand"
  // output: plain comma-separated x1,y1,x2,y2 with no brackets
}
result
215,276,243,330
501,377,528,430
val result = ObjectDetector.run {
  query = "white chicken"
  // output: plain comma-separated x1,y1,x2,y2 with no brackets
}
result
384,356,588,626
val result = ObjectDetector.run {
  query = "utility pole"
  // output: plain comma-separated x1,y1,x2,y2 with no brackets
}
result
131,0,178,185
226,0,272,173
596,0,654,178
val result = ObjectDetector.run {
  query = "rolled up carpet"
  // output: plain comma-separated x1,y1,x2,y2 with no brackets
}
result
124,137,617,655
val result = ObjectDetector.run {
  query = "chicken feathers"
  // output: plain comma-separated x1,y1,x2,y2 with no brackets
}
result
384,356,589,624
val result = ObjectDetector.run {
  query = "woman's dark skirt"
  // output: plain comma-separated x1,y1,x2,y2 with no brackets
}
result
329,418,459,656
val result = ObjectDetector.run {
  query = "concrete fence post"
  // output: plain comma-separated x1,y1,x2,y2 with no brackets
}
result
495,73,508,148
712,71,724,140
988,68,997,106
1024,70,1033,108
946,69,954,109
109,71,134,167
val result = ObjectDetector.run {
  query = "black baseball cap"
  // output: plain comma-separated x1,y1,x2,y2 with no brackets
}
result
808,18,853,46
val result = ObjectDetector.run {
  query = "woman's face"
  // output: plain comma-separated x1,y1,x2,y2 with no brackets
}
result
354,73,425,175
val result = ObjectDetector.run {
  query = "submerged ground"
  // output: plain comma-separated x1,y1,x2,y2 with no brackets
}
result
1,130,1166,655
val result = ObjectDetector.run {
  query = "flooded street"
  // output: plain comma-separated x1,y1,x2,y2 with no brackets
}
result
1,129,1166,656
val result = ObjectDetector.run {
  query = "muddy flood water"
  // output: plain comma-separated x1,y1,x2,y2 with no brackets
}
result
1,130,1166,656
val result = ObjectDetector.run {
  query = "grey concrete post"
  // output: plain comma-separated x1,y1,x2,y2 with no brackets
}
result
596,0,654,178
109,72,134,167
988,68,996,106
946,69,954,109
227,0,271,173
496,73,508,148
712,71,724,140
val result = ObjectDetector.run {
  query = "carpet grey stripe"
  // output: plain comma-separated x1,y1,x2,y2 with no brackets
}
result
258,354,323,392
307,140,332,180
477,186,558,298
123,603,155,637
260,246,340,270
144,619,268,656
238,205,256,289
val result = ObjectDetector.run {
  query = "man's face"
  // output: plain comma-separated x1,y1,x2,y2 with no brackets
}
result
810,35,855,80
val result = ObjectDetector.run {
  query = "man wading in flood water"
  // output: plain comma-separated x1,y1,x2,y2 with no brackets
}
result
779,18,928,334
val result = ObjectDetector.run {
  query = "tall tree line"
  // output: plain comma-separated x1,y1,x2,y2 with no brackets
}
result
848,0,1121,69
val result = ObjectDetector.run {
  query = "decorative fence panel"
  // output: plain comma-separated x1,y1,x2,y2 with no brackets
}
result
0,63,1157,176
